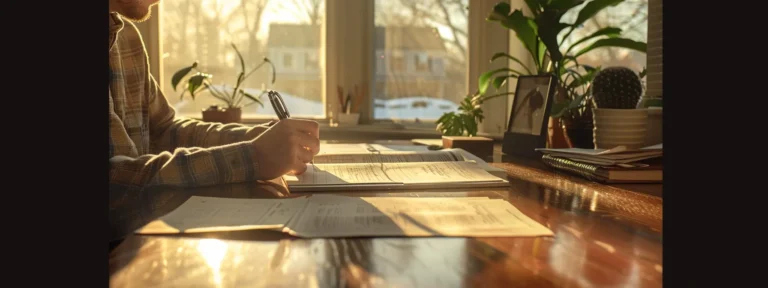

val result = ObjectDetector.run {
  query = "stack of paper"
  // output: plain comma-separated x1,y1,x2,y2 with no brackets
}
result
283,144,508,192
535,143,662,166
535,144,662,183
136,195,554,238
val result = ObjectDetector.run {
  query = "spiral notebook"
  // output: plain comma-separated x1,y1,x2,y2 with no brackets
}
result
541,154,662,183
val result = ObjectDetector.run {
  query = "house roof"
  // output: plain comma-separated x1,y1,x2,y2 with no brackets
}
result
267,23,445,51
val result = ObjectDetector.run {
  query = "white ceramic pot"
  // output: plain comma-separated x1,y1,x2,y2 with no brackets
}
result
593,108,649,149
337,113,360,125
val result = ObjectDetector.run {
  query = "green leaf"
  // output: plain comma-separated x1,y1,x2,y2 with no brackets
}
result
490,52,534,75
487,2,510,21
564,69,585,88
239,90,264,107
204,83,226,99
568,93,585,109
573,0,623,28
462,114,478,136
565,27,622,55
562,55,579,68
549,0,586,10
575,37,646,58
203,83,230,103
492,75,513,90
550,101,571,118
479,68,523,95
536,10,569,62
231,43,246,73
524,0,542,16
436,112,461,136
187,73,211,99
171,62,197,91
501,11,539,66
236,72,245,88
265,58,276,84
537,41,547,72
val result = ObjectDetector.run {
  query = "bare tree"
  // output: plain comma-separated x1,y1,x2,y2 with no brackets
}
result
239,0,270,62
275,0,323,25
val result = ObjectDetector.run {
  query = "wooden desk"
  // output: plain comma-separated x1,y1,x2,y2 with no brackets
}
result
109,144,662,287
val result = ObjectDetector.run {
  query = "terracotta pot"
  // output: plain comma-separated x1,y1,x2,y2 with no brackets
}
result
547,117,570,148
202,106,241,124
564,127,595,149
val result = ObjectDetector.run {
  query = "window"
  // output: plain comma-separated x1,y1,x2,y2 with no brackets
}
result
373,0,468,122
389,50,406,72
148,0,648,136
561,0,648,73
283,53,294,69
160,0,325,119
304,51,318,70
414,53,429,72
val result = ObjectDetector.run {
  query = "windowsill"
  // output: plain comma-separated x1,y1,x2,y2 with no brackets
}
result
184,116,503,141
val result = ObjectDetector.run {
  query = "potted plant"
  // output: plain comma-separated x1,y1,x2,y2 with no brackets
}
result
435,93,485,137
170,43,276,124
435,93,495,158
477,0,647,148
590,66,648,149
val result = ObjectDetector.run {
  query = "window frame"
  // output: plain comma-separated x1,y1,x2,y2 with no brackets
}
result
138,0,518,138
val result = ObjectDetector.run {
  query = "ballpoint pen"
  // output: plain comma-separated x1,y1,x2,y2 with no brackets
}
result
268,90,290,119
268,90,313,164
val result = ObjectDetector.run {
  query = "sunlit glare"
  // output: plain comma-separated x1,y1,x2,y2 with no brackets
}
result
196,239,229,286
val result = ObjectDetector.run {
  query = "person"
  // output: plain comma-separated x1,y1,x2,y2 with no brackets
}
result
109,0,320,190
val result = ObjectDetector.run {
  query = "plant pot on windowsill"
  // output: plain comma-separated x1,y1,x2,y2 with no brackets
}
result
562,118,594,149
336,112,360,126
590,66,648,150
202,105,241,124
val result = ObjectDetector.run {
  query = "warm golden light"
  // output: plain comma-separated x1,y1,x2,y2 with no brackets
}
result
590,191,599,211
196,239,229,286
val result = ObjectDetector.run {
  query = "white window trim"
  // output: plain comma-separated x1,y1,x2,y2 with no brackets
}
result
139,0,519,138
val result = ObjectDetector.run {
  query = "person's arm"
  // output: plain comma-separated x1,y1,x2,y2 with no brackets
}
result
109,95,260,190
145,75,269,152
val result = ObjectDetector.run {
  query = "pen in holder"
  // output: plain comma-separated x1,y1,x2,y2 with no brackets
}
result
336,84,361,125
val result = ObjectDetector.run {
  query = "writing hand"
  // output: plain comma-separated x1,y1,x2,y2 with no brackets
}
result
250,119,320,179
244,120,277,140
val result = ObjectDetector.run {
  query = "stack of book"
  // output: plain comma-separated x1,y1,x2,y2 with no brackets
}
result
535,144,662,183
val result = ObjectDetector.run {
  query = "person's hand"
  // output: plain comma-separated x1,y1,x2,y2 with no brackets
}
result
250,119,320,179
243,120,276,139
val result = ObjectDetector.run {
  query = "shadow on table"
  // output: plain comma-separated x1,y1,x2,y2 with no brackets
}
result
109,179,292,245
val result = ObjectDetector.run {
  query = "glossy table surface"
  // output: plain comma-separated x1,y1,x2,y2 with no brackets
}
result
109,143,662,287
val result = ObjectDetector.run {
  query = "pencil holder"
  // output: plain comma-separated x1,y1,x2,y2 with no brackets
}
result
337,113,360,125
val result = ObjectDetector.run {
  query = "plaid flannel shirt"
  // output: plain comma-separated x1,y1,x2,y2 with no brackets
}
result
109,13,264,190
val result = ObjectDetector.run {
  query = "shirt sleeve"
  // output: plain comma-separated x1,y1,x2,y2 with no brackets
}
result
145,75,266,152
109,87,261,190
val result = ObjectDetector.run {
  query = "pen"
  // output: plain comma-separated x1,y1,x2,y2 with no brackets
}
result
344,93,351,114
267,90,313,165
268,90,290,119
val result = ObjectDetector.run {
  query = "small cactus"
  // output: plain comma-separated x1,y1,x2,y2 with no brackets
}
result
591,66,643,109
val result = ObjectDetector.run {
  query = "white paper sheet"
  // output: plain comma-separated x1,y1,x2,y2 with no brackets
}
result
136,195,554,238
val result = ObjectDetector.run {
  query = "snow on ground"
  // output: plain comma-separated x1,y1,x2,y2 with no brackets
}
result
171,86,460,120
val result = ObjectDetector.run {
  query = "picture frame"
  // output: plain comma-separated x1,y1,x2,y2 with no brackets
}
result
502,74,556,158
